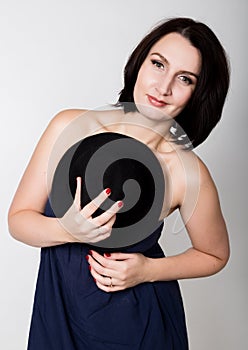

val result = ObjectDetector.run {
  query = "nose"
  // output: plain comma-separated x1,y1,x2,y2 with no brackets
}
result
156,75,173,96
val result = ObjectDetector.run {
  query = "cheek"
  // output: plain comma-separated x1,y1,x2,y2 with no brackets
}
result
134,64,152,89
133,72,144,102
133,82,139,104
134,67,156,104
175,88,194,107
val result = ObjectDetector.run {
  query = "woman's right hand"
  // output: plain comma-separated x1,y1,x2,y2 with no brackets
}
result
60,177,123,244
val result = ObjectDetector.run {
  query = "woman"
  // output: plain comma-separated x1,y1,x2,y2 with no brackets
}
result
8,17,230,349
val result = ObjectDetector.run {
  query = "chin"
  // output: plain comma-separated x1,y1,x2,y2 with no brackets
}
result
136,103,172,122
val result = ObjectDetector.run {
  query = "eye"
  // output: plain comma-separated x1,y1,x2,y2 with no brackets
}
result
151,59,164,69
178,75,193,85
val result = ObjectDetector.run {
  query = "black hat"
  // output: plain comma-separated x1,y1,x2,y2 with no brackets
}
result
50,132,165,248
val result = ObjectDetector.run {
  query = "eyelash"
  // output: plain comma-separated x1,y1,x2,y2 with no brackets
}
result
178,76,193,85
151,59,164,69
151,59,193,85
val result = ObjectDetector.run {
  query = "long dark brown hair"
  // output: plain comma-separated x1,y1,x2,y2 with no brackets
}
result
117,17,230,147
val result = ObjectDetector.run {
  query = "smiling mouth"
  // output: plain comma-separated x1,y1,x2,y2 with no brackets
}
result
146,95,167,108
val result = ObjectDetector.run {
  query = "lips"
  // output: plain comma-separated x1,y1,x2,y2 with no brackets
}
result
147,95,167,108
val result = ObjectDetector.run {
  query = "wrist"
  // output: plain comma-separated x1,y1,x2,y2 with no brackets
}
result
144,257,168,283
143,257,157,283
53,218,80,244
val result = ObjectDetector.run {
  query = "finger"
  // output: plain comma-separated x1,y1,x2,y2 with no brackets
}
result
103,252,133,260
73,177,82,210
90,267,113,287
88,252,119,277
105,214,116,228
90,265,123,292
93,276,121,293
92,200,123,227
91,214,116,236
81,188,112,218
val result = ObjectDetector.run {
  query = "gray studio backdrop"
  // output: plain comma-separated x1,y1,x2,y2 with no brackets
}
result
1,0,247,349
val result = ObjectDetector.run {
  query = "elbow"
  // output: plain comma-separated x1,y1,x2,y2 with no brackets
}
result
200,246,230,277
7,210,14,235
221,240,231,270
213,249,230,275
7,210,23,242
221,249,230,270
211,235,231,275
8,213,18,241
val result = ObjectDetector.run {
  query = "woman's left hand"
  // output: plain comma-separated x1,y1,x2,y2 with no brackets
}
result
86,250,151,292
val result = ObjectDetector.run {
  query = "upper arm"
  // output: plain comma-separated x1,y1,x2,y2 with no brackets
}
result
8,109,86,217
179,160,230,262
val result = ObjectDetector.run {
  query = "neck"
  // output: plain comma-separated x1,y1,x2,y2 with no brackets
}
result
107,110,174,151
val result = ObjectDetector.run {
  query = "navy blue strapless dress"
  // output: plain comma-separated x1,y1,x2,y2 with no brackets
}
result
27,202,188,349
27,132,188,349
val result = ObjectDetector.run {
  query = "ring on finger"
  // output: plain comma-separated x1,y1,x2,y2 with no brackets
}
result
109,276,113,287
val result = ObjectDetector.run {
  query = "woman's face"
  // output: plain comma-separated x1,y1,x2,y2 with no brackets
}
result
133,32,202,120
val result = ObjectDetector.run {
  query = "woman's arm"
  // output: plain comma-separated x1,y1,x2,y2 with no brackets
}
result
8,109,84,247
146,160,230,281
8,109,121,247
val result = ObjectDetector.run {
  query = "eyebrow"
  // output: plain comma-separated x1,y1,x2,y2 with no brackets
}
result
150,52,199,79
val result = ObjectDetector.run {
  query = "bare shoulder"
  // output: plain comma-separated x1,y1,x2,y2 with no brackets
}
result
174,149,216,187
48,108,88,132
160,145,218,215
179,151,218,200
179,151,221,218
196,155,217,191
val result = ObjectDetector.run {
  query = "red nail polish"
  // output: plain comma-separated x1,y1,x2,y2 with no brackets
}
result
118,201,123,208
94,278,96,282
88,266,91,271
89,250,93,255
105,188,111,195
85,255,89,261
105,253,111,257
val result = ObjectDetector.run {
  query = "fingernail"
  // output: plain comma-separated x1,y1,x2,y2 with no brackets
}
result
89,250,93,255
105,188,111,195
85,255,89,261
94,278,96,282
118,201,123,208
105,253,111,257
88,265,91,271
